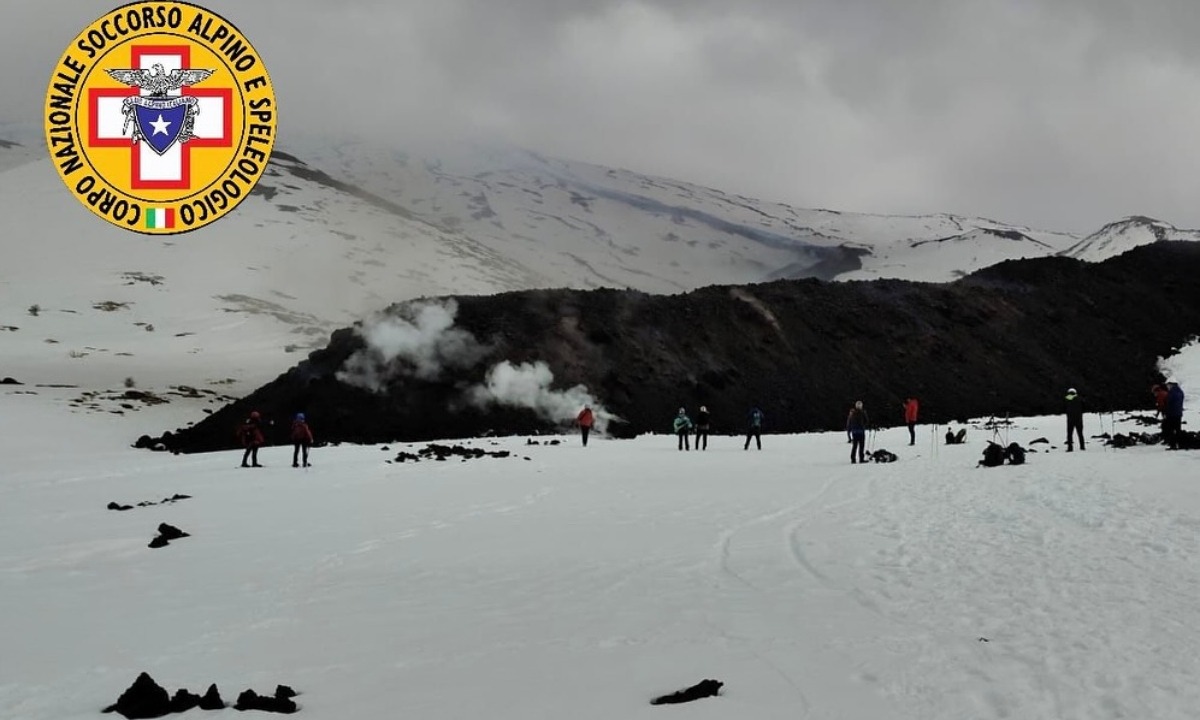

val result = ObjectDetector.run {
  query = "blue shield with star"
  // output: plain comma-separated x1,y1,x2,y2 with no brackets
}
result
133,100,189,155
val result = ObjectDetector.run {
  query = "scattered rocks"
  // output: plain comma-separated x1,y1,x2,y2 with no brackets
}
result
104,673,293,717
525,438,562,446
650,678,723,705
391,443,513,464
235,686,299,713
148,523,190,549
108,494,191,511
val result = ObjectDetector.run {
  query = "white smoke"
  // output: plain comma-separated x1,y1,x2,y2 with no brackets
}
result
468,360,620,432
337,300,489,391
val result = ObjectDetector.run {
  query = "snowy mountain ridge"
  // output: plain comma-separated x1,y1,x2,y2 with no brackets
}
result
1,129,1196,402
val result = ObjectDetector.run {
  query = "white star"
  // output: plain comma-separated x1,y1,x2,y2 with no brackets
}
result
149,114,171,136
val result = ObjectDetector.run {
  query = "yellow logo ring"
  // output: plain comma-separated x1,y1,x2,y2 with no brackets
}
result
44,1,277,234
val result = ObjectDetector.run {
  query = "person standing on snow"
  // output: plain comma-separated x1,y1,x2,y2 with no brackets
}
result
577,405,595,447
903,396,920,446
694,405,711,451
674,408,693,451
1065,387,1085,452
1163,381,1185,450
744,406,764,451
291,412,313,467
847,401,869,463
1152,384,1169,417
239,410,265,468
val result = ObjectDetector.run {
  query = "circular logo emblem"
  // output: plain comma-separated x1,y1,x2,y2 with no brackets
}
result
44,1,277,234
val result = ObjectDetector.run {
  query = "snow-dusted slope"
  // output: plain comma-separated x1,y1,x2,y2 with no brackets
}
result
1063,216,1200,262
288,135,1085,286
3,130,1197,401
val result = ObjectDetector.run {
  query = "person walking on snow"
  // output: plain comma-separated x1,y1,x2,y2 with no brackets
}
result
694,405,711,450
291,412,313,467
1163,381,1185,450
239,410,265,467
577,406,595,447
674,408,693,451
847,401,869,463
1064,387,1085,451
903,396,920,446
744,406,764,450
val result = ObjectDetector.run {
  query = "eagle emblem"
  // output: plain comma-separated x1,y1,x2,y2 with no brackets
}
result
105,63,216,155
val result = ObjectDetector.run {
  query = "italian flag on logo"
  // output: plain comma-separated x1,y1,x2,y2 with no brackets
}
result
145,207,175,230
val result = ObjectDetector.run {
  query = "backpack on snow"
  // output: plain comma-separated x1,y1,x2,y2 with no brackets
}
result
979,442,1006,467
1004,443,1026,465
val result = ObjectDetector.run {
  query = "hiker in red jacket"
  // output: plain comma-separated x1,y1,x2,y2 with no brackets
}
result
577,406,595,446
238,411,265,468
1152,384,1169,417
903,397,919,446
291,412,313,467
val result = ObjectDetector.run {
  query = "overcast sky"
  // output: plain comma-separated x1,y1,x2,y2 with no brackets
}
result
5,0,1200,233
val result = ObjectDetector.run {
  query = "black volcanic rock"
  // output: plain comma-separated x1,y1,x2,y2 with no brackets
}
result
103,672,171,718
199,683,225,710
148,523,190,548
149,243,1200,452
651,678,723,705
235,689,298,713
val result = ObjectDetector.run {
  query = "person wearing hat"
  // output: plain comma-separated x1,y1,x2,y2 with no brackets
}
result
1163,381,1185,450
694,405,711,451
673,407,693,451
1065,387,1085,452
239,410,265,467
291,412,314,467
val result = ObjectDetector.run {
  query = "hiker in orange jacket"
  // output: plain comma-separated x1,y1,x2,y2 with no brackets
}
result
903,397,919,446
577,406,595,446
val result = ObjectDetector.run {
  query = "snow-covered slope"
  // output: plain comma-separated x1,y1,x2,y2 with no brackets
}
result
1062,215,1200,262
289,135,1085,286
2,340,1199,719
2,131,1196,402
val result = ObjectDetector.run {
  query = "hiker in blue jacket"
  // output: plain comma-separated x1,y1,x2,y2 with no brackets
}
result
744,406,764,450
1163,381,1185,450
673,408,693,451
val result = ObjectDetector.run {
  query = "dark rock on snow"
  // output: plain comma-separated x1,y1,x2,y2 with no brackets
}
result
651,678,724,705
391,443,512,464
103,672,170,718
109,494,191,511
104,673,293,717
235,688,298,713
148,523,190,548
147,243,1200,452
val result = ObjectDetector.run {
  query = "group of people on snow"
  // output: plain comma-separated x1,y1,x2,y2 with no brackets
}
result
660,405,764,452
237,411,314,468
568,379,1188,461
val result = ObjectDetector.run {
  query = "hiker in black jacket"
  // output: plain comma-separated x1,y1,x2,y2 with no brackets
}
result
694,405,711,451
1065,387,1085,452
847,401,869,463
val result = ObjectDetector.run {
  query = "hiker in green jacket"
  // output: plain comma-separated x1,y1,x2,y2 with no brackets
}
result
673,408,693,451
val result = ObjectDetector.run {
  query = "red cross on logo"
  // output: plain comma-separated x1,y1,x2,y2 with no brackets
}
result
88,45,233,190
